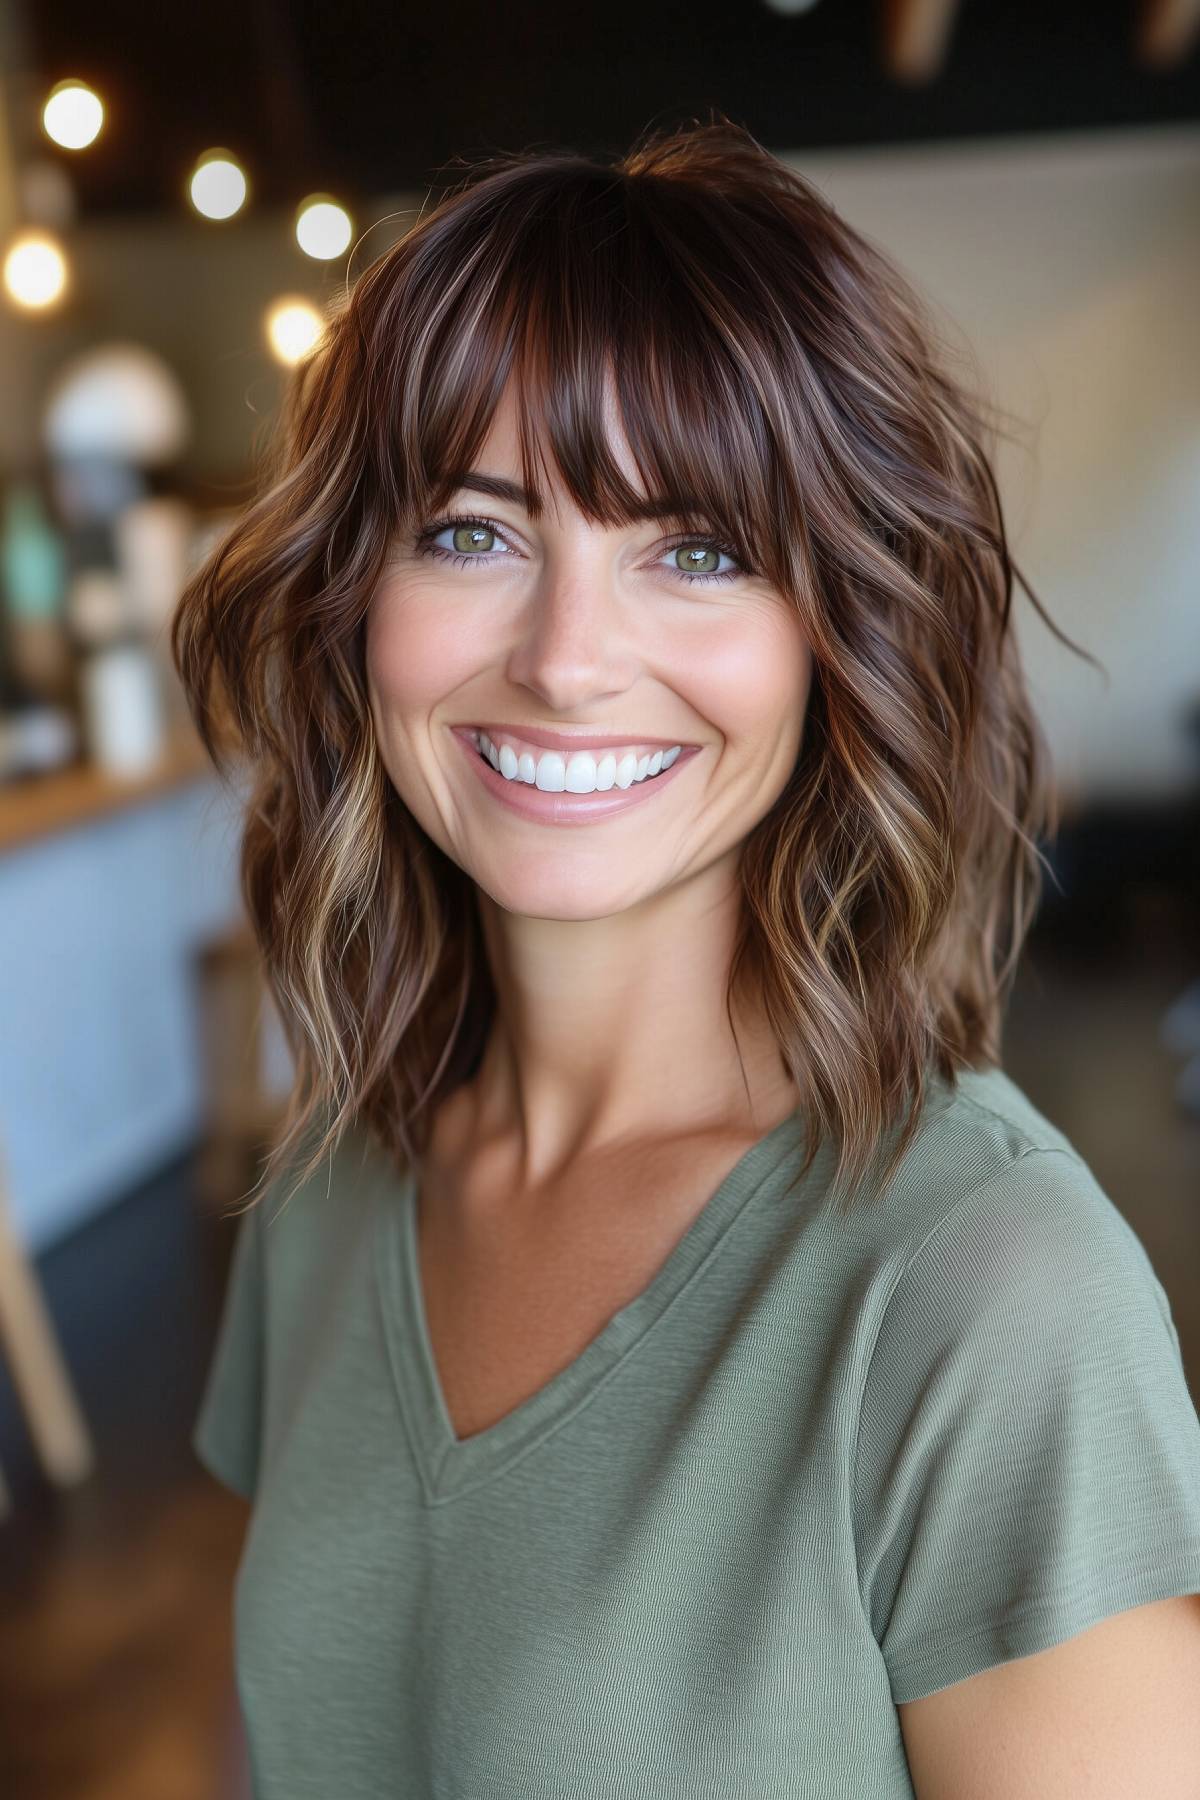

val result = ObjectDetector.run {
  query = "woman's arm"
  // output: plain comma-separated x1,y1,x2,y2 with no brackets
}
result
898,1591,1200,1798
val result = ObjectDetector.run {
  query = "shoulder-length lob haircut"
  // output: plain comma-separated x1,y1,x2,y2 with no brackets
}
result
172,114,1096,1219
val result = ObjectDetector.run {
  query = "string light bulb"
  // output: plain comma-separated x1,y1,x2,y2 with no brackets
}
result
295,194,352,260
42,79,104,150
266,297,326,365
188,150,249,221
4,231,69,310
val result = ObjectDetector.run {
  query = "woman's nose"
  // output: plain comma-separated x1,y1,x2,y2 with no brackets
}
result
503,564,640,712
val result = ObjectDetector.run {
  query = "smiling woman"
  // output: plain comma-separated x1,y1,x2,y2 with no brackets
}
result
170,114,1200,1800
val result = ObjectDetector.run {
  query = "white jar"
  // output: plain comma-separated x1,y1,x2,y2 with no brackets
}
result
79,639,165,774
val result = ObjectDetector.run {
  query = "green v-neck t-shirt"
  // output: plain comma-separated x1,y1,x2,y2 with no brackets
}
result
192,1063,1200,1798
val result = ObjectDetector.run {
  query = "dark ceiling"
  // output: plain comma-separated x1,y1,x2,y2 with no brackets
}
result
21,0,1200,217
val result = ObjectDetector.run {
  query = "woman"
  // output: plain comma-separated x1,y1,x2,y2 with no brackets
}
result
175,118,1200,1797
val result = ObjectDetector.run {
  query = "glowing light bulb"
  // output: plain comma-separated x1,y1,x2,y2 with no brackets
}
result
189,151,248,221
4,231,68,310
266,297,326,365
295,196,352,260
42,80,104,150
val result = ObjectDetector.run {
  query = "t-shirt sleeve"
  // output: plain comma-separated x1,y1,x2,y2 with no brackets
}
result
192,1201,266,1502
852,1145,1200,1705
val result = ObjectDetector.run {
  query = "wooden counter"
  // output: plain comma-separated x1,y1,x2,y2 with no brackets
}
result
0,729,218,857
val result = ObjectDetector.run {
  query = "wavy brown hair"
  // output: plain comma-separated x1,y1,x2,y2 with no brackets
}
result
171,112,1097,1220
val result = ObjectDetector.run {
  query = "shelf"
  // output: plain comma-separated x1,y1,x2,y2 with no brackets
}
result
0,729,217,858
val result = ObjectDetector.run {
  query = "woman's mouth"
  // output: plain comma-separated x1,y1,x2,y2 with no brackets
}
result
450,726,701,826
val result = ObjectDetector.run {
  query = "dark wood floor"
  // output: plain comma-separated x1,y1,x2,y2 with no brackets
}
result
1,901,1198,1799
0,1134,256,1800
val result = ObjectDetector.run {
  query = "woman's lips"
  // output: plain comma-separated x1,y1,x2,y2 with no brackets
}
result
463,722,691,754
451,726,700,826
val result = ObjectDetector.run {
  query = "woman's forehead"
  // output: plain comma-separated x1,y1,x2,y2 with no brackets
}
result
465,369,647,501
423,387,732,536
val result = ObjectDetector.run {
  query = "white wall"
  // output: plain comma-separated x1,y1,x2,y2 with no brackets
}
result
3,125,1197,802
790,127,1200,805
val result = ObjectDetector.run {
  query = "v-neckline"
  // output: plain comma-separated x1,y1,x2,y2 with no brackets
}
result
371,1105,812,1506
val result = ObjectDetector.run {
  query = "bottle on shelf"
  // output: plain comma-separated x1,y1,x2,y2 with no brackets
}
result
0,477,74,714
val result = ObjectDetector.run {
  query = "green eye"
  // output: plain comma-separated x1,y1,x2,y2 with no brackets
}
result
451,523,497,554
415,514,746,589
674,544,721,576
414,515,517,567
666,537,745,586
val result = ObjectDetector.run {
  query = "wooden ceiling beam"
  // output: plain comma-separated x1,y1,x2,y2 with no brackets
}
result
881,0,963,83
1136,0,1200,66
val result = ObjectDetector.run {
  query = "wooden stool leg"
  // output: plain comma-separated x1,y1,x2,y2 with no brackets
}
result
0,1142,95,1490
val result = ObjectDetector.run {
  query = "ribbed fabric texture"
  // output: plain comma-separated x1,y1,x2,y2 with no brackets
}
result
193,1065,1200,1798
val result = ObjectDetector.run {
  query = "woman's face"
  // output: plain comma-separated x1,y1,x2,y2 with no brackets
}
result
365,379,815,922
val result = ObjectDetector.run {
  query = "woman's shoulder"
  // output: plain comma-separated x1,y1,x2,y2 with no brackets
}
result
819,1061,1168,1328
840,1061,1176,1357
906,1059,1083,1183
851,1068,1200,1707
247,1103,404,1275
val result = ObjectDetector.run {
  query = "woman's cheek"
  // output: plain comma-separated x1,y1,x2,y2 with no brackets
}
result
667,608,811,749
366,580,489,716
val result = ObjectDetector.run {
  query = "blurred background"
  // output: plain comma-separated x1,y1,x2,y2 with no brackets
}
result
0,0,1197,1793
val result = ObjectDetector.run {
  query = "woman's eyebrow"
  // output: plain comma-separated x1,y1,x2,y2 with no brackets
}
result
454,472,532,508
453,470,705,524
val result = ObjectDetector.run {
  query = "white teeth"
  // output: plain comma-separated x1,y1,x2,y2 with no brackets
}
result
474,732,684,793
